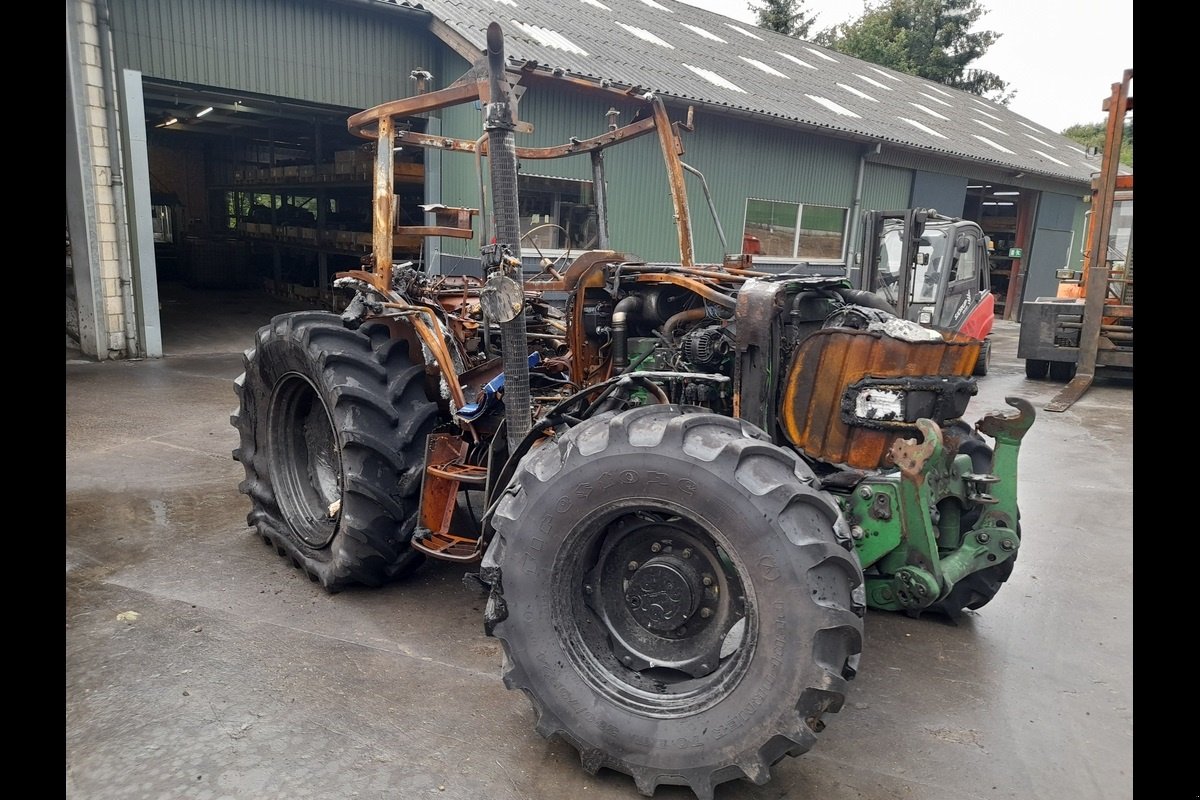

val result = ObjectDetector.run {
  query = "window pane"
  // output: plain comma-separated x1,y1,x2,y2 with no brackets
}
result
743,199,799,257
518,175,596,251
797,204,846,260
951,239,976,282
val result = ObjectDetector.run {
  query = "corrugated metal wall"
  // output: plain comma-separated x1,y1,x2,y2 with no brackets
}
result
439,90,869,264
109,0,440,110
861,164,912,214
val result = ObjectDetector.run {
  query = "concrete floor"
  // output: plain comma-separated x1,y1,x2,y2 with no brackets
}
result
66,285,1133,800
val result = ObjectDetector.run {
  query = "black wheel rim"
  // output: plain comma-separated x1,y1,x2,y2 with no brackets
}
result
267,372,341,548
555,500,757,719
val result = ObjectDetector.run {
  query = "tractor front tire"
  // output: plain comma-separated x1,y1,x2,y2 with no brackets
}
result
232,311,436,591
482,406,865,799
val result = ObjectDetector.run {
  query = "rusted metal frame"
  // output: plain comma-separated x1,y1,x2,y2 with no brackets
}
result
621,264,762,281
380,301,476,439
651,97,694,267
731,279,788,428
371,114,395,293
389,117,659,160
348,81,484,139
1075,73,1129,376
632,273,736,309
1047,69,1131,412
592,149,610,249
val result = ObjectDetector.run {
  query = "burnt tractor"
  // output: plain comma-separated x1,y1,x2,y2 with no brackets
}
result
232,24,1033,800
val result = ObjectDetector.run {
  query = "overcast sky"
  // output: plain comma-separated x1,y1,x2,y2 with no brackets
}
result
676,0,1132,133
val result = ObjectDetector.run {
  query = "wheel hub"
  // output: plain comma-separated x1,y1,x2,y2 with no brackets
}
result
583,517,746,680
624,556,702,632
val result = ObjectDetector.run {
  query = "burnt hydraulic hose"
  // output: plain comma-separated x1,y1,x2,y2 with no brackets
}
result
482,23,532,451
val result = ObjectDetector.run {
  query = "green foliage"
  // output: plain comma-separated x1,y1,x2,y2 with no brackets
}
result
817,0,1012,103
749,0,820,38
1060,121,1134,167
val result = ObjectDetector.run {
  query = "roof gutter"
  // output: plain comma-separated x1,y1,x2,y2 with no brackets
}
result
323,0,432,19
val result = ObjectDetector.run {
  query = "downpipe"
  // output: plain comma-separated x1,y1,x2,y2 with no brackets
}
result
98,0,140,357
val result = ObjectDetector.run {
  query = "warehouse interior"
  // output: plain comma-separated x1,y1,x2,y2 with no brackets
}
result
139,78,433,348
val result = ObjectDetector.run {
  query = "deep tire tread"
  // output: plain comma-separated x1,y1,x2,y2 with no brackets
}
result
486,405,864,798
231,311,437,591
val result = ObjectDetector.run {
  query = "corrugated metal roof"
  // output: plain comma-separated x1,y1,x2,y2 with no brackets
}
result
393,0,1096,185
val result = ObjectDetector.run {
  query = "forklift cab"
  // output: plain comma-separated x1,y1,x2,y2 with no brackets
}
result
863,209,994,341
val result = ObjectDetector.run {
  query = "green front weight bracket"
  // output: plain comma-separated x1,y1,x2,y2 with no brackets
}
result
861,397,1035,612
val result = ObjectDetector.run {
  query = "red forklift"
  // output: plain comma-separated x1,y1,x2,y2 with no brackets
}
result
859,208,996,375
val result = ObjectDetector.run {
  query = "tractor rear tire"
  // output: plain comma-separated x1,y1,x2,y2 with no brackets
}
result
231,311,436,591
482,406,865,800
929,423,1020,616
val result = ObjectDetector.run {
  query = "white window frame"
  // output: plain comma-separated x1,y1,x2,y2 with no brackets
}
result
742,198,849,263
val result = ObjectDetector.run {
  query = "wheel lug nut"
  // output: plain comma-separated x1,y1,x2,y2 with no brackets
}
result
682,548,692,558
621,655,632,665
702,575,713,587
627,561,639,571
650,543,662,553
700,608,712,619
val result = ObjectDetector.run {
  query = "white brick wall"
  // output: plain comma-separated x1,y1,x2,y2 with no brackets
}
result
77,0,129,357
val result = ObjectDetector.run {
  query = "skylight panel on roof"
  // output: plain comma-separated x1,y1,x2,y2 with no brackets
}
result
917,91,952,107
1023,133,1054,149
807,94,860,118
580,0,610,8
681,23,725,42
725,23,763,40
1032,149,1069,167
909,103,948,121
494,0,517,5
973,135,1014,154
777,52,817,69
636,0,671,10
740,57,788,78
513,21,588,55
1067,145,1086,154
683,63,746,93
899,117,947,138
974,119,1007,135
1017,120,1049,134
924,85,952,97
968,99,1004,121
870,66,903,82
838,83,877,102
619,23,674,48
855,73,891,90
805,47,837,62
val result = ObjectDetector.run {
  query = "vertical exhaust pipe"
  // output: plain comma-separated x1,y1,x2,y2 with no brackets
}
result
482,23,532,451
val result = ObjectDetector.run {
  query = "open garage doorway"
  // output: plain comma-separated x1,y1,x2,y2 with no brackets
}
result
136,78,430,355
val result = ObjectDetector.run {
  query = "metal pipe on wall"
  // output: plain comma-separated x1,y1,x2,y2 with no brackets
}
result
846,142,881,289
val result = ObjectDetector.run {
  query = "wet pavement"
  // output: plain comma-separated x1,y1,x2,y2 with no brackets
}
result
66,286,1133,800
